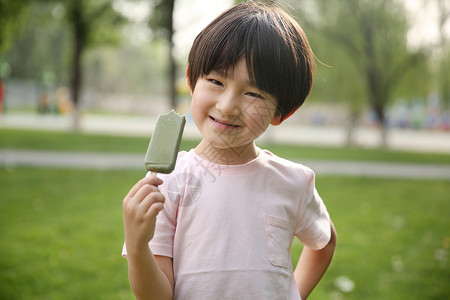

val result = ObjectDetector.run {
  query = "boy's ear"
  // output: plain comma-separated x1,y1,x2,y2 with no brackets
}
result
186,65,193,95
270,116,283,126
270,110,295,126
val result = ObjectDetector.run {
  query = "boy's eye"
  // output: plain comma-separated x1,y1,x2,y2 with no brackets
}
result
246,92,262,99
208,79,223,86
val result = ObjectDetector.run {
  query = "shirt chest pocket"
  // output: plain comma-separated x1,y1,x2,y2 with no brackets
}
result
264,215,291,269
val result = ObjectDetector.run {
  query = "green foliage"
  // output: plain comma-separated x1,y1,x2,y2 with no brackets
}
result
5,2,71,81
4,0,126,83
1,0,447,125
83,42,168,94
288,0,428,121
0,0,31,56
62,0,126,47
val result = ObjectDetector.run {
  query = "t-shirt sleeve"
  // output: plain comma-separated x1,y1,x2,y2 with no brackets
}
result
294,168,331,250
122,174,178,259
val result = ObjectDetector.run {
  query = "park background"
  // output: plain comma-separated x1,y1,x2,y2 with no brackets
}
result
0,0,449,299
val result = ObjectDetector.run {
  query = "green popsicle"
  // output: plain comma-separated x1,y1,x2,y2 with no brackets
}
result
144,110,186,174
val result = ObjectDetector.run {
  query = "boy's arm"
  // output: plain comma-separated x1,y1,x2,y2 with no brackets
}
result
127,250,173,300
123,175,174,300
294,221,337,299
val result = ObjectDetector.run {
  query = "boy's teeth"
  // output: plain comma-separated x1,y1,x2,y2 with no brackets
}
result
211,116,238,127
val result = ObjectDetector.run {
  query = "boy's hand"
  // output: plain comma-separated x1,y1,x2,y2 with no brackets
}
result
123,175,165,254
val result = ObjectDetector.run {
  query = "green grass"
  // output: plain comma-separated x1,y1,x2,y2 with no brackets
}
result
0,167,140,300
1,167,449,299
292,177,450,299
2,128,450,164
1,128,449,298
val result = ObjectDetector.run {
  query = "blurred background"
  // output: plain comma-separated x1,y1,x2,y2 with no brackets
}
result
1,1,449,300
1,0,449,150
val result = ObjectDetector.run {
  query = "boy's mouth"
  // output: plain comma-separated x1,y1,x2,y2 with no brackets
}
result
209,116,240,128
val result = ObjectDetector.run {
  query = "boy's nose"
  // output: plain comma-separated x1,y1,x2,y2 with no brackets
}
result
216,91,240,117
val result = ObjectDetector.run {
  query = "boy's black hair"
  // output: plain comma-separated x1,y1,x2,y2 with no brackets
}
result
187,1,315,123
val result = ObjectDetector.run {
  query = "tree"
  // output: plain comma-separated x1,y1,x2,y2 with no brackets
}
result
62,0,125,130
307,34,367,146
2,0,125,128
0,0,32,113
149,0,177,109
0,0,31,56
290,0,425,147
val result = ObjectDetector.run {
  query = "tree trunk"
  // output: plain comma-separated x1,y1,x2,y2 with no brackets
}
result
360,10,389,149
69,0,85,132
345,112,358,147
168,36,176,109
167,0,177,109
70,34,83,131
372,101,388,148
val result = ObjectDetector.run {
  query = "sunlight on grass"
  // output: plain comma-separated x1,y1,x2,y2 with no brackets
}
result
1,167,449,299
307,176,450,299
0,167,140,300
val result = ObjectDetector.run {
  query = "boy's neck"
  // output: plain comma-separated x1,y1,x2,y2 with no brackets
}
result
194,140,259,165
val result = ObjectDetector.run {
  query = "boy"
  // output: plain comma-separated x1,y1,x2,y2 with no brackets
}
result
122,2,337,299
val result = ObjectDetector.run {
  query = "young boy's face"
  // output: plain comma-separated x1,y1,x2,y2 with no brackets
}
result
190,59,278,152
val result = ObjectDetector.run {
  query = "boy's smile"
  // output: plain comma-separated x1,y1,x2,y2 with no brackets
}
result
209,116,241,129
190,59,278,164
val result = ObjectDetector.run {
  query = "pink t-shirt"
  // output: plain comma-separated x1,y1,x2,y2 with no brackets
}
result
123,149,331,299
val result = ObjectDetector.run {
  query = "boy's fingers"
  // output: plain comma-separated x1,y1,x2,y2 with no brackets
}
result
125,175,163,200
141,191,165,214
133,184,160,205
147,201,165,219
145,174,163,186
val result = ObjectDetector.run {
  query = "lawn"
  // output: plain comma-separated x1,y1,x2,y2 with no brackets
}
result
1,128,449,299
296,176,449,299
2,128,450,164
0,167,139,300
0,167,448,299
